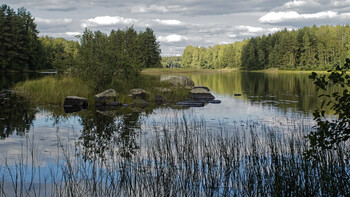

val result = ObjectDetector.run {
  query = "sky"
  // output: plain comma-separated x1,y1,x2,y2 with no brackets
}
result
5,0,350,56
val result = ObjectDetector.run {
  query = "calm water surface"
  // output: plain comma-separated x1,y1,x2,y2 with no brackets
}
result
0,71,320,163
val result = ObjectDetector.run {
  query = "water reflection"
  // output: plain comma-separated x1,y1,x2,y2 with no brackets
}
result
0,92,37,139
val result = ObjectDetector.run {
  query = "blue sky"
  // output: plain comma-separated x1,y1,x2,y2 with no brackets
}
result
5,0,350,56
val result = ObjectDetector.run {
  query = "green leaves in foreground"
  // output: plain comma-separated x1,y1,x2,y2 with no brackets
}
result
308,58,350,152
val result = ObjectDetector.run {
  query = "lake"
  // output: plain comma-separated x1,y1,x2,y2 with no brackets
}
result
1,71,348,196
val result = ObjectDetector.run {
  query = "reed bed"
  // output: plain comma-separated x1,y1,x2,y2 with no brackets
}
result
0,117,349,196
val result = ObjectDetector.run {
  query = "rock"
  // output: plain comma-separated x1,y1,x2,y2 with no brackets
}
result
154,94,165,105
0,93,7,98
176,99,206,107
208,100,221,104
189,88,215,101
95,89,119,105
64,96,88,107
130,89,149,100
162,76,195,88
193,85,210,92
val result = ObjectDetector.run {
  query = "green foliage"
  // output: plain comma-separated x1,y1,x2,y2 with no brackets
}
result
40,36,79,76
0,4,44,71
308,58,350,151
181,41,248,69
74,27,161,92
161,56,182,68
241,25,350,70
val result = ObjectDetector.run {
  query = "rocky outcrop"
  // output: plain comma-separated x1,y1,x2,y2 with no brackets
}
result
95,89,119,105
189,87,215,101
162,76,195,88
130,89,149,100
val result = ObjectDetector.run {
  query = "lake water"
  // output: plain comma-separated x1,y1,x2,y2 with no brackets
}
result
0,71,320,161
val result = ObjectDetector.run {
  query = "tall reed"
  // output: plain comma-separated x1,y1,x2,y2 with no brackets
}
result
0,117,349,196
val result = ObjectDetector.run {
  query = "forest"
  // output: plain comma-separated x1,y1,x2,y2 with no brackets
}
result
0,4,161,76
181,25,350,70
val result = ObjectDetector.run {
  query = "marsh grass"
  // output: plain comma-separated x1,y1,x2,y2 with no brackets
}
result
14,75,190,106
1,117,349,196
14,76,93,105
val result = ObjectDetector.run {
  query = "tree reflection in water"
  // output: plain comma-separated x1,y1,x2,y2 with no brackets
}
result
77,110,142,161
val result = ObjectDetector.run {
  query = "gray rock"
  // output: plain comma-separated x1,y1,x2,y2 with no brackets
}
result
64,96,88,107
189,88,215,101
95,89,119,105
154,94,165,105
162,76,194,88
130,89,149,100
193,85,210,92
208,100,221,104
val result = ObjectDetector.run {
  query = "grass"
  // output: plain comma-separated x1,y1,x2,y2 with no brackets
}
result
14,76,93,105
142,67,239,74
0,116,349,196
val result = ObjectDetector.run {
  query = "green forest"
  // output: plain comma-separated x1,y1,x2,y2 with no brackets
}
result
0,4,161,75
181,25,350,70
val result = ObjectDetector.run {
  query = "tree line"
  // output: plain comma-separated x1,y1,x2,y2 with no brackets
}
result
0,4,43,71
180,25,350,70
0,4,162,79
181,41,248,69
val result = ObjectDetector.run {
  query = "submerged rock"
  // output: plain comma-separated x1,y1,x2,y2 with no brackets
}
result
95,89,119,105
130,89,149,100
162,76,195,88
176,99,206,107
189,88,215,101
64,96,88,107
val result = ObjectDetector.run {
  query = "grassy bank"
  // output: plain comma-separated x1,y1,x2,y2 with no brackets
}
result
14,76,93,105
14,75,190,106
142,67,239,74
0,117,349,196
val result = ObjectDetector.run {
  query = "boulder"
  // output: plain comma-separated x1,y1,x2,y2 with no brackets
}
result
162,76,194,88
193,85,210,92
154,94,165,105
189,88,215,101
64,96,88,107
95,89,119,105
130,89,149,100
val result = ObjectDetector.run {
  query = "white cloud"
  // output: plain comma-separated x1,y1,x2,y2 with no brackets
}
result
65,32,81,36
81,16,138,28
158,34,188,43
153,19,182,26
282,0,319,9
132,5,169,13
35,17,72,25
259,11,342,23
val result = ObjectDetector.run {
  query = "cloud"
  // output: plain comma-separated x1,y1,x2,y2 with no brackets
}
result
153,19,183,26
81,16,138,28
35,17,72,25
258,11,346,24
132,5,169,13
158,34,188,43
